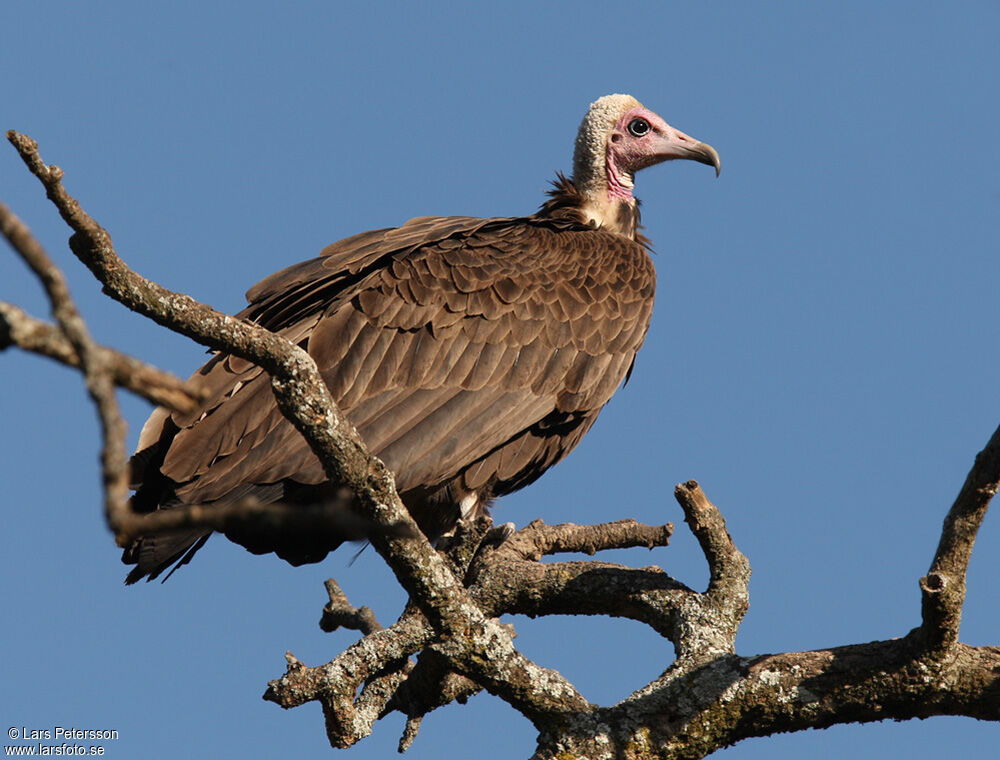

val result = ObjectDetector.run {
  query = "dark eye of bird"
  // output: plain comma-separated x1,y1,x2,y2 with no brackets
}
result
627,118,650,137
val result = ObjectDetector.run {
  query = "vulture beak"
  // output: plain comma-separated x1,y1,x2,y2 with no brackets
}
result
654,127,721,177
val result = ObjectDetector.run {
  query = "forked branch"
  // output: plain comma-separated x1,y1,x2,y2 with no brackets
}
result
3,131,997,760
3,130,589,737
0,301,202,413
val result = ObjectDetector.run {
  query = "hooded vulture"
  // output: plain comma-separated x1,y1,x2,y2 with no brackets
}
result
124,94,720,583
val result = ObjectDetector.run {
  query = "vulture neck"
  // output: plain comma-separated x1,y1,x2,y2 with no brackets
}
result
570,154,641,240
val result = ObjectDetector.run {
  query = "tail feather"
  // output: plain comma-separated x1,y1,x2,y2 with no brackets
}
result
123,530,211,585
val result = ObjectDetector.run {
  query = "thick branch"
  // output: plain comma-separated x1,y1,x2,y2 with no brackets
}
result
9,131,588,729
10,130,999,760
537,638,1000,759
467,518,686,638
360,518,497,748
475,561,689,637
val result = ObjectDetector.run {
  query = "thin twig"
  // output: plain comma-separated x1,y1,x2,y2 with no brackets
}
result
8,125,1000,760
321,579,383,635
9,130,589,732
398,716,422,753
0,301,202,413
675,480,750,600
669,481,751,657
118,497,412,547
0,195,130,534
920,423,1000,651
498,518,673,561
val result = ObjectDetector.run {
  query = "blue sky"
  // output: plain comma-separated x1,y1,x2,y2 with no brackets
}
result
2,2,998,758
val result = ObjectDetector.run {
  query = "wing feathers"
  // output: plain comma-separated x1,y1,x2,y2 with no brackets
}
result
128,208,655,578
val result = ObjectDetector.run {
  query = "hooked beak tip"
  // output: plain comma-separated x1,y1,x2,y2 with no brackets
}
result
695,141,721,177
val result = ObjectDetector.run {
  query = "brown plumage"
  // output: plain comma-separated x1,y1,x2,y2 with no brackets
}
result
124,94,719,583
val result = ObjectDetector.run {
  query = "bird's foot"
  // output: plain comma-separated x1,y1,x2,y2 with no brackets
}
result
483,521,516,547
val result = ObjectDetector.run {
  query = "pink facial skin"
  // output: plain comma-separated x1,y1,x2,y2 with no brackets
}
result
606,106,717,201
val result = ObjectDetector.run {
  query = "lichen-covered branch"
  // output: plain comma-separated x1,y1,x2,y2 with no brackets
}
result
671,481,750,657
5,130,999,760
8,130,590,734
535,639,1000,759
265,516,680,743
268,446,998,758
531,430,1000,759
0,203,407,554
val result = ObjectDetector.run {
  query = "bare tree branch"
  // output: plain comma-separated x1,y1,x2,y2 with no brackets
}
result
321,579,383,635
536,639,1000,759
7,130,591,733
364,519,496,748
467,518,686,638
920,423,1000,651
500,517,673,558
0,301,202,413
0,195,130,535
673,480,751,657
5,130,998,760
116,497,413,548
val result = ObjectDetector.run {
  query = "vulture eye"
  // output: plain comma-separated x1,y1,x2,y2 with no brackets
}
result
627,118,651,137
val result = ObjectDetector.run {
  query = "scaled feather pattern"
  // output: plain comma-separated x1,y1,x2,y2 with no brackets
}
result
124,95,719,583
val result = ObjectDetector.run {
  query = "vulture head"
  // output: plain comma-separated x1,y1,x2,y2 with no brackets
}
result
571,94,720,236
